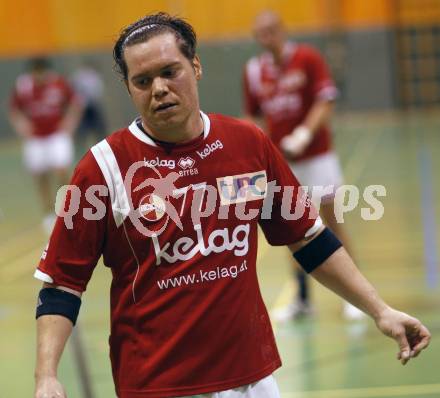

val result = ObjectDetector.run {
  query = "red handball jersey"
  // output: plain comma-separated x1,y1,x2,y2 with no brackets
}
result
10,72,77,137
35,113,319,398
243,42,338,162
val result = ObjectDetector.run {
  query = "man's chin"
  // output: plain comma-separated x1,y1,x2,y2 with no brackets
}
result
154,106,181,119
148,113,183,133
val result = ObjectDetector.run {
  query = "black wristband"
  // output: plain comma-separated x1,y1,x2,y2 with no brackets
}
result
293,227,342,273
36,288,81,326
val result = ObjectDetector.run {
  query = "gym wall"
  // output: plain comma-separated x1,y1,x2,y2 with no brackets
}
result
1,0,439,137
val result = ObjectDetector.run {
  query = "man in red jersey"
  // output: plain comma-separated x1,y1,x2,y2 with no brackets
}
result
9,57,83,232
243,10,363,320
34,13,430,398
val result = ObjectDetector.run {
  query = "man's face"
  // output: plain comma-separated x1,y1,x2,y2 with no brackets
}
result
124,33,202,136
31,67,49,85
253,13,284,52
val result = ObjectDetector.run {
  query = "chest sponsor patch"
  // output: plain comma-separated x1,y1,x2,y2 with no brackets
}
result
216,170,267,205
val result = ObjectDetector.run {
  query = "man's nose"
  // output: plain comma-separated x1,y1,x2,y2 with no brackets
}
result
152,77,168,98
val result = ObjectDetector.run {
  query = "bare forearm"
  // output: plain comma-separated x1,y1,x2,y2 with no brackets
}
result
9,109,32,138
59,101,83,134
35,315,73,378
289,232,431,364
310,247,389,320
302,100,334,134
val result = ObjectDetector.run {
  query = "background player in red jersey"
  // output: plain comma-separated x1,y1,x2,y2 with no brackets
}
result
34,13,430,398
9,57,83,232
243,10,363,320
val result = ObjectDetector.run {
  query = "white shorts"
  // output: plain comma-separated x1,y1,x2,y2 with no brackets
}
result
23,131,73,174
182,375,280,398
289,151,343,203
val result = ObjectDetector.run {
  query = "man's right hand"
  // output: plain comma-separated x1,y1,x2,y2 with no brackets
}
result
35,376,67,398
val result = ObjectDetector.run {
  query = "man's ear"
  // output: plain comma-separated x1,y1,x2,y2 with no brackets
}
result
193,55,202,80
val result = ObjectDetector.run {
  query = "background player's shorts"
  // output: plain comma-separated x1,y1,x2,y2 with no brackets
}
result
78,103,106,138
23,131,73,174
182,375,280,398
289,151,344,204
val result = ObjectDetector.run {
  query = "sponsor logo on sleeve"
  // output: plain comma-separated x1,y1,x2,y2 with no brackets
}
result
41,243,49,260
217,171,267,205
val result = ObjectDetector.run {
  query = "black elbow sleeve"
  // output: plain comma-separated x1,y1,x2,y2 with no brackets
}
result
36,288,81,326
293,227,342,273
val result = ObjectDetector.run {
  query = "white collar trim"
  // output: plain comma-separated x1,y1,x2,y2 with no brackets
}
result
200,110,211,139
128,111,211,147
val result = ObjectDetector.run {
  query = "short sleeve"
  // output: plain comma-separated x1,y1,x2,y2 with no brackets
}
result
304,47,338,102
258,133,319,245
9,88,22,111
242,63,262,116
9,75,28,111
35,152,109,292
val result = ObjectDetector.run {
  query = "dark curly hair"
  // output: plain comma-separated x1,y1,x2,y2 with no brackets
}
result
113,12,197,81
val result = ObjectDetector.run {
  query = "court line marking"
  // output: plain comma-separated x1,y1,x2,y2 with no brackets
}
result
0,223,41,250
0,232,46,267
0,244,46,283
342,128,383,183
0,233,46,269
282,382,440,398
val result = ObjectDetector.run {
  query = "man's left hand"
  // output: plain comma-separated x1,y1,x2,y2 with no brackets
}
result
374,307,431,365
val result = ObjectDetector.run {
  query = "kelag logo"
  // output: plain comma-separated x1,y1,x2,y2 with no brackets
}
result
196,140,223,159
217,171,267,205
